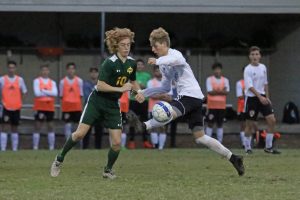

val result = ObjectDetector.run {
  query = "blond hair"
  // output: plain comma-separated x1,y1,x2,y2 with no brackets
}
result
105,27,135,54
149,27,171,47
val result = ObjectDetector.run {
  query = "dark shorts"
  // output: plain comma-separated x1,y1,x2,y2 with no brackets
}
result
129,100,149,121
80,91,122,129
62,111,82,123
245,96,274,120
206,109,226,126
35,111,54,122
171,96,203,130
1,108,20,125
237,112,246,121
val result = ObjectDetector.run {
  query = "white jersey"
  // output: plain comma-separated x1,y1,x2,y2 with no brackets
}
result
33,77,58,97
147,78,172,95
0,75,27,94
244,63,268,97
206,76,230,93
143,48,204,99
59,76,83,97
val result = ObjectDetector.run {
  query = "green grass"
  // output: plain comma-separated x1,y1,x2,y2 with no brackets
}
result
0,149,299,200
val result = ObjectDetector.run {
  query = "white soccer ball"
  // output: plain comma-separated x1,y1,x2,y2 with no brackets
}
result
152,101,173,122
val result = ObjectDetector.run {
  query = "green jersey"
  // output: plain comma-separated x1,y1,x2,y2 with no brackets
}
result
98,54,136,100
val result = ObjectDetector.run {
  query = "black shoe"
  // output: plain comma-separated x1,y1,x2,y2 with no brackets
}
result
229,154,245,176
246,149,253,154
264,148,281,154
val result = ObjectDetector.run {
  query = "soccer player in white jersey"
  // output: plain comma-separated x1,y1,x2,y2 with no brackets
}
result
244,46,280,154
32,65,58,150
135,27,245,176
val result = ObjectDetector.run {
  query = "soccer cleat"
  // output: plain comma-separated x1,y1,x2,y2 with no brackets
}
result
143,141,153,149
103,169,116,179
50,157,63,177
128,141,136,149
246,149,253,155
229,154,245,176
264,148,281,154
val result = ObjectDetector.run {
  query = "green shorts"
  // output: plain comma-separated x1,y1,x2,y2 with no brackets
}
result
80,91,122,129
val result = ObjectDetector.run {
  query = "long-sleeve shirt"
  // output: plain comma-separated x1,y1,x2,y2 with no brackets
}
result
143,48,204,100
0,75,27,94
83,80,96,102
33,77,58,97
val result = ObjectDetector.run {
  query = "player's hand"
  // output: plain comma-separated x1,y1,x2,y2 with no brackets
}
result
120,83,132,92
259,96,269,105
148,58,157,65
135,92,145,103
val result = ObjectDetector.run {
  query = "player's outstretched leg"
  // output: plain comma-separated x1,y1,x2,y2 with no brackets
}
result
195,131,245,176
50,123,90,177
103,129,122,180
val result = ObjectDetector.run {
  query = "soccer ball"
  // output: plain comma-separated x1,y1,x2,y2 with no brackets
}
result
152,101,173,122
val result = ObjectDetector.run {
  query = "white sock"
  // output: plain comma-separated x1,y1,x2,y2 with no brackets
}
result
244,136,252,151
144,118,171,130
216,128,223,143
240,131,245,147
205,127,213,137
48,132,55,150
64,123,72,139
1,132,8,151
266,133,274,149
121,133,127,147
196,135,232,160
11,133,19,151
33,133,40,150
158,133,167,150
150,132,158,147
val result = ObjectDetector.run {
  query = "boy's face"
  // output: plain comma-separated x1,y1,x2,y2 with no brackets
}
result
8,64,17,74
153,68,162,79
90,70,99,80
67,65,76,77
117,38,131,58
249,50,261,65
151,41,168,57
213,67,222,77
137,61,145,72
41,67,50,77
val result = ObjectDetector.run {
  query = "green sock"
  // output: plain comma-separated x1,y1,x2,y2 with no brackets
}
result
105,148,120,171
57,137,77,162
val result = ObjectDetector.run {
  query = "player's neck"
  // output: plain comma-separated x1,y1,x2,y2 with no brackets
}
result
8,73,15,78
117,52,127,63
41,75,48,79
250,62,259,66
67,75,75,79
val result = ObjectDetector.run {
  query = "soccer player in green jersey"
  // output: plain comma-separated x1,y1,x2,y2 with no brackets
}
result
50,27,144,179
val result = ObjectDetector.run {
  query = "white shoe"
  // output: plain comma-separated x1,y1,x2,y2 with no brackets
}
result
103,169,116,179
50,158,62,177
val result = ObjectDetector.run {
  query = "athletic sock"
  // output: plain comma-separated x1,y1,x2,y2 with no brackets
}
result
33,133,40,150
57,136,77,162
216,128,223,143
158,133,167,150
48,132,55,150
11,133,19,151
64,123,72,139
240,131,245,147
1,132,8,151
121,133,127,147
266,133,274,149
196,135,232,159
105,148,120,171
150,132,158,147
244,136,252,151
205,127,213,137
144,118,171,130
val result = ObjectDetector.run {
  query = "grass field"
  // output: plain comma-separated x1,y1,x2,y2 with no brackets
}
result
0,149,299,200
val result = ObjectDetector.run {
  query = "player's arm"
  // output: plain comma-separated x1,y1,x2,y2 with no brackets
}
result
20,77,28,100
42,81,58,97
148,51,185,67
